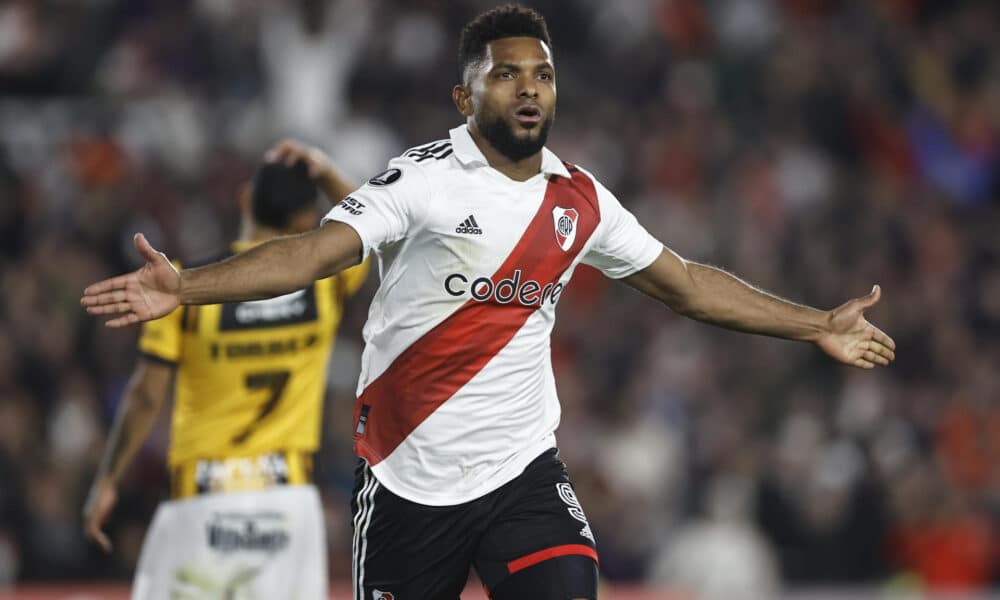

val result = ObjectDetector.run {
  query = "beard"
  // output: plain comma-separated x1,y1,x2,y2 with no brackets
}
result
477,111,553,162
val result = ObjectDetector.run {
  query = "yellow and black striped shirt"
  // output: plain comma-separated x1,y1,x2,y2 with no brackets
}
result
139,241,368,471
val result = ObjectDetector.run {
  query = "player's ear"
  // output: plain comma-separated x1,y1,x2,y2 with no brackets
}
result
452,84,473,117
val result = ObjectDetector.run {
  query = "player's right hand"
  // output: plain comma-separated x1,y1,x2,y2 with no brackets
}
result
83,477,118,553
81,233,180,327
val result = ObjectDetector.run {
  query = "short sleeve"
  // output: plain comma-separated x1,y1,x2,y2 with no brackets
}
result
321,158,430,260
138,308,183,364
582,181,663,279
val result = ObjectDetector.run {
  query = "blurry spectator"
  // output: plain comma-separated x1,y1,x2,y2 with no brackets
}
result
651,474,780,599
887,460,999,590
0,0,998,592
755,416,890,583
260,0,373,142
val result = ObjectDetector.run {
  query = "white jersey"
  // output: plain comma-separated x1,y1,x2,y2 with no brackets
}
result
322,124,662,506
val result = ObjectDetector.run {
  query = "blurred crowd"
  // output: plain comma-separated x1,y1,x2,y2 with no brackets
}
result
1,0,998,595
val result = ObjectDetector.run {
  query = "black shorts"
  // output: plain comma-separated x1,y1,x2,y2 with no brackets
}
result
351,448,599,600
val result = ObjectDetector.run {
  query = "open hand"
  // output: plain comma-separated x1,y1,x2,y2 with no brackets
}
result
80,233,180,327
816,285,896,369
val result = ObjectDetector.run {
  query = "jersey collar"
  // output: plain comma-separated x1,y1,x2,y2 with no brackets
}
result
449,124,572,179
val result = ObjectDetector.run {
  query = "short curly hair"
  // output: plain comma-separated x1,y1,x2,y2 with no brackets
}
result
458,4,552,83
250,160,318,230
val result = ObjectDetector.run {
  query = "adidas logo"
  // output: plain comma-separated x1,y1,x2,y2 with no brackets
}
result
455,214,483,235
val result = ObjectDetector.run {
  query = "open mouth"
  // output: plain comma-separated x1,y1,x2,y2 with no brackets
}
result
514,105,543,124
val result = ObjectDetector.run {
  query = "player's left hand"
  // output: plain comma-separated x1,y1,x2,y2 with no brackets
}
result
815,285,896,369
83,477,118,553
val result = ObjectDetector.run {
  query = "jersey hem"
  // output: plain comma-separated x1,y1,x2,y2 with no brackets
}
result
368,435,557,507
166,446,319,469
138,351,178,366
166,482,319,507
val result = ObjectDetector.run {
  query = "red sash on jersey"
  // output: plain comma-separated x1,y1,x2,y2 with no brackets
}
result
353,166,600,466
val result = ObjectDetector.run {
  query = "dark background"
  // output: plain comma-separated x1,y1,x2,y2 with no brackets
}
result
0,0,998,595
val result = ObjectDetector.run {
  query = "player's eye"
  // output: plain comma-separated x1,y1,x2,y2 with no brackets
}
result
498,71,515,79
538,72,553,81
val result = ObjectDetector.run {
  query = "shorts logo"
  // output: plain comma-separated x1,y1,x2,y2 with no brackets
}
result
368,168,402,186
373,590,395,600
205,512,291,553
556,483,595,543
552,207,579,251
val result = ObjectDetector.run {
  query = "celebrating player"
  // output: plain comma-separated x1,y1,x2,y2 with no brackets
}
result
82,6,895,599
82,144,368,599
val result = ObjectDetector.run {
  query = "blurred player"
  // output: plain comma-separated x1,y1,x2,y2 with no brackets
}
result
82,142,368,600
82,5,896,600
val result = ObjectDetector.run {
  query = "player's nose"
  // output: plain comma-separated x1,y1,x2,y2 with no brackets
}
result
517,78,539,98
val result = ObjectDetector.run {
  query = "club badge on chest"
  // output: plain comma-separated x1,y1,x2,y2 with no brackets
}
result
552,207,579,251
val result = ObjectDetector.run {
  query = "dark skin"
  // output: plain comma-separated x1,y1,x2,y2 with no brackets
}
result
79,35,894,600
82,141,359,553
453,37,557,181
80,40,893,369
453,38,896,366
82,359,172,552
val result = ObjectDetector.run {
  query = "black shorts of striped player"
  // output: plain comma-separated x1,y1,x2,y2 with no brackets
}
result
351,448,598,599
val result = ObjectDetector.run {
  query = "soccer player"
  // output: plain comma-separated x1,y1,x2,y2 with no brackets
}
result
81,6,896,599
82,144,368,599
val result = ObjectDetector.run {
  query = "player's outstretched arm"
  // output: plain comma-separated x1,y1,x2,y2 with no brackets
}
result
81,221,363,327
84,359,173,552
623,248,896,369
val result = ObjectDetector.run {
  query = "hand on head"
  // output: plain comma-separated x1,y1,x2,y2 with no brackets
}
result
264,139,332,181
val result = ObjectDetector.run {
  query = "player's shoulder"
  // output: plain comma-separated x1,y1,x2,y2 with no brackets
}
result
555,159,622,220
359,138,454,195
399,138,453,163
559,159,596,184
557,159,613,196
389,138,455,173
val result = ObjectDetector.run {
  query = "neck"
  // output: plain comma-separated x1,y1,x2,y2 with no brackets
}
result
468,122,543,182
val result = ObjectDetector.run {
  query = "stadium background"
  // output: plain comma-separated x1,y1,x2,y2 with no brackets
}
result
1,0,998,597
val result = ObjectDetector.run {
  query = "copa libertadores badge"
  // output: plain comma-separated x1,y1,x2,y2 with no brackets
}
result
368,168,402,186
552,206,579,251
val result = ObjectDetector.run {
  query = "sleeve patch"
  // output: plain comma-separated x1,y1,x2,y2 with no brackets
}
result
337,196,366,215
368,168,402,186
